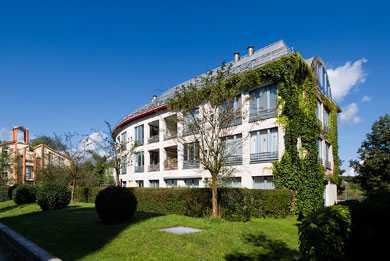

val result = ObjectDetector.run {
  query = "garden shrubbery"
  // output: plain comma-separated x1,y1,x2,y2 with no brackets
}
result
95,186,138,224
132,188,292,220
14,184,37,205
36,183,71,211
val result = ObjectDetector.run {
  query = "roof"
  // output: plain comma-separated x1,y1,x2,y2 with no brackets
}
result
113,40,292,135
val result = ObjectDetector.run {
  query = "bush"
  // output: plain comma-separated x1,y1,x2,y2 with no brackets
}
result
95,186,138,224
74,186,102,203
0,186,8,202
36,184,71,211
133,188,292,220
14,184,37,205
299,205,352,261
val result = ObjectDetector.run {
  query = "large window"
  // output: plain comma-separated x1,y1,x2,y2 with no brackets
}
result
222,95,242,127
250,128,278,163
323,107,330,131
325,142,332,170
134,151,144,173
249,85,277,122
25,166,33,180
135,125,144,146
183,142,200,169
136,180,144,188
149,180,159,188
223,134,243,165
120,131,127,150
253,176,275,189
224,177,242,188
165,179,178,188
184,178,200,188
318,138,324,164
183,108,200,136
315,64,332,98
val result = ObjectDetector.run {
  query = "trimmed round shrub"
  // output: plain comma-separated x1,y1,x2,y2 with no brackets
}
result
95,186,138,224
36,184,71,211
14,184,36,205
299,205,352,261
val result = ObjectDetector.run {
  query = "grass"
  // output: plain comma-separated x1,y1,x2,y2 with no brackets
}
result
0,200,299,261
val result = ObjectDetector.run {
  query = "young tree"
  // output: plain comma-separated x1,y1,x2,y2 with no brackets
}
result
101,122,136,186
169,64,244,217
351,114,390,195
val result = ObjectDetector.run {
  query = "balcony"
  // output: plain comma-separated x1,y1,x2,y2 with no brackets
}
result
134,166,144,173
148,135,159,144
148,163,160,172
250,152,278,163
223,116,242,128
225,155,243,166
164,159,178,170
183,160,200,169
249,108,276,122
164,133,177,140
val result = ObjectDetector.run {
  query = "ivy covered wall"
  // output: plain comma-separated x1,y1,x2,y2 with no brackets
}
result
169,53,340,217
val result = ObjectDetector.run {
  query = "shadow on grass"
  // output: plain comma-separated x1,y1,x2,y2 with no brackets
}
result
225,233,300,261
0,205,161,261
0,204,20,214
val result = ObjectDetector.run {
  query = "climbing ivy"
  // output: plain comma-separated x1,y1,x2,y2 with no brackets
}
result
169,53,339,217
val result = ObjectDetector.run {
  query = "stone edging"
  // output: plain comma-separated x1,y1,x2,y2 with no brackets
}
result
0,222,61,261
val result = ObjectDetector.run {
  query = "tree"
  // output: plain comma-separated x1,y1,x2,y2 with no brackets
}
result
0,148,11,186
30,134,67,151
101,121,136,187
169,64,245,217
351,114,390,195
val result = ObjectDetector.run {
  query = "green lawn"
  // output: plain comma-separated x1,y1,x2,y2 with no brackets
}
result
0,200,299,261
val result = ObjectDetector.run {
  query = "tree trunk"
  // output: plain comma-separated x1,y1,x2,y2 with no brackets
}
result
115,166,121,187
71,176,76,202
211,175,219,217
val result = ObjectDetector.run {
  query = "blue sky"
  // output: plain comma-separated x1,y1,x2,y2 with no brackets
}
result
0,0,389,173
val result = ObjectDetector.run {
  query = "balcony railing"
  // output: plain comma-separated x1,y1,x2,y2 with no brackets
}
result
223,116,242,128
164,160,178,170
250,152,278,163
325,160,332,170
225,155,243,166
164,132,177,140
183,160,200,169
249,108,276,122
134,166,144,173
148,135,159,144
148,164,160,172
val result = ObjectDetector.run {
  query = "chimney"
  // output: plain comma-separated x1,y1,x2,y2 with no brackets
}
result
151,95,158,103
24,128,30,144
234,52,240,62
247,46,255,56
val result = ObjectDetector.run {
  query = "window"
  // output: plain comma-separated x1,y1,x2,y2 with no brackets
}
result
134,152,144,172
249,85,277,121
222,95,242,127
120,131,128,149
165,179,177,188
318,139,324,164
316,64,332,98
223,134,243,165
135,125,144,145
183,108,200,135
224,177,241,188
121,155,127,174
184,178,200,188
183,142,200,169
136,180,144,188
25,166,33,180
149,180,159,188
323,107,330,130
316,100,322,121
253,176,275,189
325,142,332,169
250,128,278,163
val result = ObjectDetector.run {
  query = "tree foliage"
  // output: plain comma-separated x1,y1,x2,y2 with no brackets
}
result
351,114,390,195
30,134,67,151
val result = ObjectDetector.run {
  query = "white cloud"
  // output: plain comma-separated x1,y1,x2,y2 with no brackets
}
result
79,132,106,156
340,103,361,124
361,95,372,103
327,58,367,101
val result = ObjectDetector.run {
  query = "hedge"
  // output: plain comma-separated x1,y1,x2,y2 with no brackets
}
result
75,187,293,220
0,186,7,202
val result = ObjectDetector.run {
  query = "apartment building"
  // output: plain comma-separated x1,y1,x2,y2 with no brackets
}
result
0,126,70,184
112,41,340,196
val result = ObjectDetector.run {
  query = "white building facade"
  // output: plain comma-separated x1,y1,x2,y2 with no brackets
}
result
113,41,338,193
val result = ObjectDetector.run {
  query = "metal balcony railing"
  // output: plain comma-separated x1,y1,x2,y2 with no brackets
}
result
134,166,144,173
148,164,160,172
183,160,200,169
250,152,278,163
249,108,276,122
148,135,159,144
164,160,178,170
223,116,242,128
164,132,177,140
225,155,243,166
